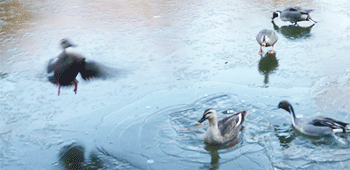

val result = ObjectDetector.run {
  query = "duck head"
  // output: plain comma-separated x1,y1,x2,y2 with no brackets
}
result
61,39,77,50
196,108,217,125
278,100,294,114
272,11,281,20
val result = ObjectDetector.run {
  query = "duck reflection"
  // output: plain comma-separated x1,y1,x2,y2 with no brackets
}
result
273,124,347,147
0,72,8,79
203,142,239,170
205,145,220,170
272,21,315,39
258,52,278,85
59,143,104,170
274,125,297,148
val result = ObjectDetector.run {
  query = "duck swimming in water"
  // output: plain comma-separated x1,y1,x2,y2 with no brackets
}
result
196,108,248,146
278,100,350,136
256,29,278,55
272,6,317,26
47,39,111,95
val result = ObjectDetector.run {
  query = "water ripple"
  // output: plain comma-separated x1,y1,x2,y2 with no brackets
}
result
96,93,271,169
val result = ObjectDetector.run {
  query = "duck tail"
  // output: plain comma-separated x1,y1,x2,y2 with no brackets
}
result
308,17,317,23
300,9,314,14
345,124,350,133
241,110,249,120
233,111,249,128
306,9,314,13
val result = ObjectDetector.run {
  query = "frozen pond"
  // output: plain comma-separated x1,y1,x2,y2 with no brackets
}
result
1,0,350,169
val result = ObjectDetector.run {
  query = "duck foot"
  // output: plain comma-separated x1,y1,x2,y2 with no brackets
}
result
267,50,276,55
259,47,264,55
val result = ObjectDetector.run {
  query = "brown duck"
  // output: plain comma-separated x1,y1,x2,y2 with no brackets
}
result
196,108,248,146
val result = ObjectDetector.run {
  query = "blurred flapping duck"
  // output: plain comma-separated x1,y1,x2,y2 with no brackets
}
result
47,39,111,95
196,108,248,146
278,100,350,136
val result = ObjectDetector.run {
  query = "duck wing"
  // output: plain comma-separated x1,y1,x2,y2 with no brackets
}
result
256,30,277,45
310,117,349,131
299,9,313,14
47,52,68,73
266,31,278,45
218,111,245,138
284,6,302,12
283,7,313,16
80,60,113,80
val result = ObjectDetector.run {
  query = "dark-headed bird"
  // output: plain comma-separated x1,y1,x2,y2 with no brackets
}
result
272,6,317,26
278,100,350,136
47,39,111,95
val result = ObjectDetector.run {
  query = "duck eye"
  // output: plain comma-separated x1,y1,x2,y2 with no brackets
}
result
204,111,211,116
204,108,213,114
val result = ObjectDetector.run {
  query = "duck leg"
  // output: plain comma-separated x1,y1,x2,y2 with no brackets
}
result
294,22,300,26
268,45,276,55
73,79,78,94
259,46,264,55
57,82,61,96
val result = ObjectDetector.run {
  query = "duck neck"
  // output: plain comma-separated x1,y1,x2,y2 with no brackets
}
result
277,11,281,16
289,105,297,126
208,117,219,129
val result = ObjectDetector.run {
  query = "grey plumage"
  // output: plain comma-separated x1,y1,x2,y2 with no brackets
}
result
272,6,317,25
256,29,278,54
278,100,350,136
196,108,248,146
47,39,111,95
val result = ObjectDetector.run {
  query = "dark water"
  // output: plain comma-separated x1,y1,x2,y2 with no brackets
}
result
1,0,350,169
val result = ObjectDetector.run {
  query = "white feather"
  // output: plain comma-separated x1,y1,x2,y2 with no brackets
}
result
333,129,344,133
301,14,308,20
235,113,242,127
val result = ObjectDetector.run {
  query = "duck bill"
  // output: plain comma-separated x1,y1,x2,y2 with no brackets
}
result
196,117,207,125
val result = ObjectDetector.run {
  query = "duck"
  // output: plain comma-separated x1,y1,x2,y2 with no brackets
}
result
272,6,317,26
278,100,350,136
256,29,278,55
196,108,248,146
47,39,110,96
